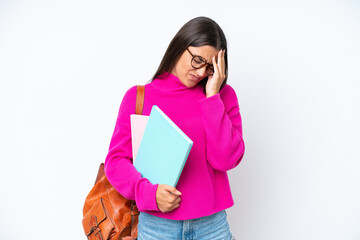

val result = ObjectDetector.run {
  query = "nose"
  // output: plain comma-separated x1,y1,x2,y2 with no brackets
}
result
196,67,207,77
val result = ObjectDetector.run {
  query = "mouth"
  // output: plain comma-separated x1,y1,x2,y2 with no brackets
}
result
189,74,201,82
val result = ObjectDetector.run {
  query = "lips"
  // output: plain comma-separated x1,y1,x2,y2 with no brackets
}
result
190,74,201,82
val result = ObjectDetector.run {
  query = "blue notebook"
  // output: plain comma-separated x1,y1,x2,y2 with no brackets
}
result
133,105,193,187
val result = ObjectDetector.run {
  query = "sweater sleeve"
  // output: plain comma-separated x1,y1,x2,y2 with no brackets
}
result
198,84,245,172
104,86,160,212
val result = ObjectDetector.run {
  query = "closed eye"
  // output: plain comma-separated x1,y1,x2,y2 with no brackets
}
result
194,58,203,64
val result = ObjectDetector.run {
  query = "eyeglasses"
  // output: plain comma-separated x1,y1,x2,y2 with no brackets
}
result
186,48,215,76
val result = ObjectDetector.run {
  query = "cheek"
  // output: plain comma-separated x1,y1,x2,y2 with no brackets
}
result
179,60,192,76
184,61,195,74
174,53,194,79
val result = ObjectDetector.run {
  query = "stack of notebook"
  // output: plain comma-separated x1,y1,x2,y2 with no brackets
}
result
130,105,193,187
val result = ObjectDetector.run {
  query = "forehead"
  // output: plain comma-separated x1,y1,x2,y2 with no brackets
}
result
188,45,218,62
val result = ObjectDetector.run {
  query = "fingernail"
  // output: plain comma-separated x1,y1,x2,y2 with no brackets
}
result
177,191,182,195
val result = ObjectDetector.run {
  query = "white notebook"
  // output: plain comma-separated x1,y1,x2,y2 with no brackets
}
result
130,114,149,163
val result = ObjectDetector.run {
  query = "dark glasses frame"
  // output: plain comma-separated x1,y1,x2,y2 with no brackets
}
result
186,48,215,75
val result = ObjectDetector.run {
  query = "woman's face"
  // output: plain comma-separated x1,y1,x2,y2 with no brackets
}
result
171,45,219,88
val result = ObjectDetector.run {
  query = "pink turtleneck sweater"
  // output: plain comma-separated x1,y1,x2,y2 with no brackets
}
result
104,72,245,220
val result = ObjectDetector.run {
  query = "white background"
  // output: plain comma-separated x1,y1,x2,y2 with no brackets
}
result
0,0,359,239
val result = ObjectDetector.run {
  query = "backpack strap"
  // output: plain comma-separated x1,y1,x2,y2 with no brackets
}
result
135,85,145,115
94,85,145,185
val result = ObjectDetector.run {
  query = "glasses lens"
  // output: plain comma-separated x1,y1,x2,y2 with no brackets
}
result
191,56,206,68
191,55,214,75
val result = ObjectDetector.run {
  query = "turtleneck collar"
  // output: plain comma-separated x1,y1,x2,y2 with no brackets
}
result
150,72,202,92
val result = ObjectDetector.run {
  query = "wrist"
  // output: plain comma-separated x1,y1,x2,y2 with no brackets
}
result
206,92,218,98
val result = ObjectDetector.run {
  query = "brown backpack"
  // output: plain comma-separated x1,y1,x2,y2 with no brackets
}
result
82,85,145,240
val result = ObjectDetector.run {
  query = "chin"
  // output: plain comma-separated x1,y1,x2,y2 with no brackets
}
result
186,80,198,88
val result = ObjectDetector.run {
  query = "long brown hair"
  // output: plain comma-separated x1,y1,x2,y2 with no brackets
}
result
149,16,228,94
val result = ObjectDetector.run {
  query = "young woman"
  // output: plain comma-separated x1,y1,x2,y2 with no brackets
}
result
104,16,245,240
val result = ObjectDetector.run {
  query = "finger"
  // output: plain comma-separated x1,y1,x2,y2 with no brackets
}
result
168,195,180,203
171,188,181,195
171,204,180,211
218,50,224,75
163,184,181,195
222,49,226,74
212,56,219,74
